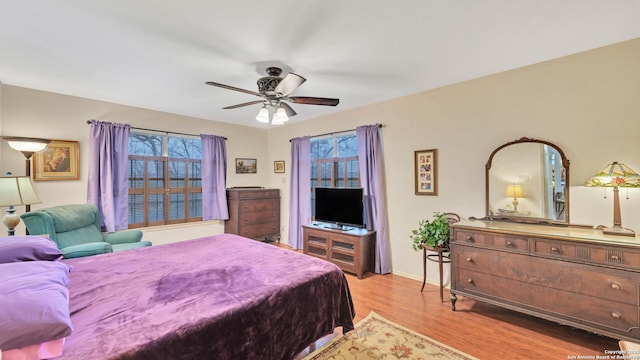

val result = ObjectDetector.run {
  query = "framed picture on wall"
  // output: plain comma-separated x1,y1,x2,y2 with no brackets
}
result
414,148,437,195
235,158,257,174
33,140,80,181
274,160,285,173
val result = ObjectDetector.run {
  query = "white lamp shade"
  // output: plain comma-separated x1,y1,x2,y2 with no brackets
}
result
272,107,289,124
4,137,50,153
256,108,270,123
0,176,42,207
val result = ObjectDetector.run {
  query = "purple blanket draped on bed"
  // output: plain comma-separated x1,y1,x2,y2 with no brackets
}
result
58,234,354,359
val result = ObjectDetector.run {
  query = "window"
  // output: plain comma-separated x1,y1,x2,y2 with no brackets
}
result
310,132,360,217
128,133,202,228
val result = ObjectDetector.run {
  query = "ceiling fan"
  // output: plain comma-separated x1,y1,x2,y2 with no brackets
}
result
205,66,339,124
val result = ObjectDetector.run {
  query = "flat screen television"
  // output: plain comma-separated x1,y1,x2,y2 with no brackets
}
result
314,187,364,230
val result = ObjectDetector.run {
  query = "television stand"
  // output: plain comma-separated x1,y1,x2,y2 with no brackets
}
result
323,224,353,231
302,224,375,279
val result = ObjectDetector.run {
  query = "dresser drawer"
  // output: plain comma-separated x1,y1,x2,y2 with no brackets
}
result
455,268,640,333
492,234,528,252
238,222,279,238
240,209,279,225
239,199,279,212
455,230,493,246
229,189,279,199
453,245,640,305
532,238,640,269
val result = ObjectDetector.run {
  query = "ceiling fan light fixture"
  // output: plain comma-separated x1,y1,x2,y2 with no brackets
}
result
256,107,270,123
273,107,289,124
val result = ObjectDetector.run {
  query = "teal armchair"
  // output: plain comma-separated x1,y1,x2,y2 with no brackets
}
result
20,204,151,259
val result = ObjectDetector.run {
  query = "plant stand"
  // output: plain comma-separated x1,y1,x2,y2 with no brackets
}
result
421,245,450,302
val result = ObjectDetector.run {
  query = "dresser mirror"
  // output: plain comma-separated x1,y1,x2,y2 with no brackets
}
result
486,137,570,225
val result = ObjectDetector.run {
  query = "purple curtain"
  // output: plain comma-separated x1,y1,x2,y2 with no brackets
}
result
357,124,391,274
87,120,130,232
288,136,311,250
201,134,229,220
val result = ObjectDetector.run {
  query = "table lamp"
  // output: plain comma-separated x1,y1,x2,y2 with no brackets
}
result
585,161,640,237
0,176,42,236
505,184,524,213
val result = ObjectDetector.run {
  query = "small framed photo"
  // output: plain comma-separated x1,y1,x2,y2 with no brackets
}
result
414,149,437,196
33,140,80,181
274,160,285,173
235,158,257,174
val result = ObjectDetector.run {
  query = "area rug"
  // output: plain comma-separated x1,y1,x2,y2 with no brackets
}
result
304,312,477,360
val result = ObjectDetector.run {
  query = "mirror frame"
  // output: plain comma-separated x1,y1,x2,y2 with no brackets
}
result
485,137,571,225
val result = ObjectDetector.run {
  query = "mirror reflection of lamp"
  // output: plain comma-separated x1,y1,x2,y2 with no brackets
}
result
585,161,640,237
506,184,524,213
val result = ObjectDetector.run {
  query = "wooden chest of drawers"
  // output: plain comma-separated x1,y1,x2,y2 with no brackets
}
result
225,188,280,241
450,220,640,341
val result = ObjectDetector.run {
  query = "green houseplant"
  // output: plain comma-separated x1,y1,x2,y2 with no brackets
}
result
410,212,452,251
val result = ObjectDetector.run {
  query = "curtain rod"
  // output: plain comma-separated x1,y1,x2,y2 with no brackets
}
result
289,123,383,142
86,120,227,140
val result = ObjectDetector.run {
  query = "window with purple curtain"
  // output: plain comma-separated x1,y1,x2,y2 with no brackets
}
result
288,136,311,249
357,124,391,274
200,134,229,220
87,120,130,232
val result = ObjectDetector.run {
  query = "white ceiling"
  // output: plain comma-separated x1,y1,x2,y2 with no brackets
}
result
2,1,640,129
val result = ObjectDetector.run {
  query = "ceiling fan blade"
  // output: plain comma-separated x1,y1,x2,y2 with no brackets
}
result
205,81,262,97
288,96,340,106
279,102,297,117
223,100,264,109
274,73,306,97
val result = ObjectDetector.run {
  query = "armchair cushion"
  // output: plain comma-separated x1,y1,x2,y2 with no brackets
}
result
103,230,143,245
61,242,113,259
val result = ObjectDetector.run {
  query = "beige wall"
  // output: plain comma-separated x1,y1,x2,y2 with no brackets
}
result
0,86,270,244
269,38,640,281
2,38,639,283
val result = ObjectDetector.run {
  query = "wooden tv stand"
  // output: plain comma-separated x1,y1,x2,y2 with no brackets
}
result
302,224,375,279
450,219,640,341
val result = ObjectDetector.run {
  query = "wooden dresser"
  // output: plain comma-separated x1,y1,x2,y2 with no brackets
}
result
225,188,280,241
450,219,640,341
302,224,375,279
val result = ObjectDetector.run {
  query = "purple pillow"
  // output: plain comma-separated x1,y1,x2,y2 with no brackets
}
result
0,235,62,263
0,261,73,351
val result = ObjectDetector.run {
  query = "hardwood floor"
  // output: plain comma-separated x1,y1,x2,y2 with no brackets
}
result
277,244,622,359
343,273,619,359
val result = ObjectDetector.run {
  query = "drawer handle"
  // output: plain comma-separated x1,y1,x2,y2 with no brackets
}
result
506,241,513,247
466,257,473,262
611,255,620,261
551,247,558,252
465,236,474,242
612,312,621,319
611,283,621,290
467,278,474,284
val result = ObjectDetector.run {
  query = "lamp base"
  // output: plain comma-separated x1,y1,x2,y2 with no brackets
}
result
600,225,636,238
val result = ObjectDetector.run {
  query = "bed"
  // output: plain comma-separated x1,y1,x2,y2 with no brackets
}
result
1,233,355,360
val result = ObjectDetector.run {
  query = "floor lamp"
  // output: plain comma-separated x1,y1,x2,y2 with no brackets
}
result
2,136,50,212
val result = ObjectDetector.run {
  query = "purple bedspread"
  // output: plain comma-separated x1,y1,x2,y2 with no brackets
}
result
59,234,354,359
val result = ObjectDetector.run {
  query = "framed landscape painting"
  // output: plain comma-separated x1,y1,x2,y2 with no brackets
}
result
235,158,257,174
33,140,80,181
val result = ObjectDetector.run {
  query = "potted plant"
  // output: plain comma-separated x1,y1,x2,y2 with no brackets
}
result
410,212,452,251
